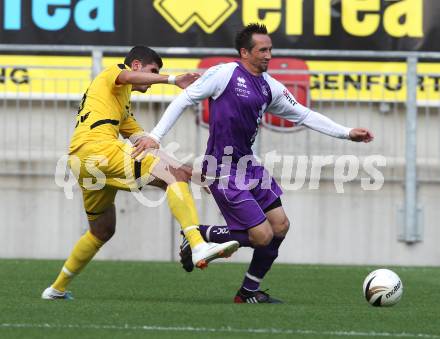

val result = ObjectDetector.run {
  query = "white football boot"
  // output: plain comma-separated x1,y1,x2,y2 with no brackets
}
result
41,286,74,300
191,241,239,269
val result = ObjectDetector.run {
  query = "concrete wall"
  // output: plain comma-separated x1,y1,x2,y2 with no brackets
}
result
0,99,439,266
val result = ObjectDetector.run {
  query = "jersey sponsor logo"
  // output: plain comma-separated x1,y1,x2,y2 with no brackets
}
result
283,89,297,107
153,0,237,33
235,87,251,98
237,76,247,88
235,75,251,97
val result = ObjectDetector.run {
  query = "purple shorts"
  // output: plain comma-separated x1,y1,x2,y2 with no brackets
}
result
209,165,283,231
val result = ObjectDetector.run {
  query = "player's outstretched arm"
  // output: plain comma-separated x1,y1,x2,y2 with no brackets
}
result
266,78,375,143
302,111,375,143
116,71,199,89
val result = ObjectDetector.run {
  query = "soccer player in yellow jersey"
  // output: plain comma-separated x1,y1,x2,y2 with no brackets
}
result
42,46,239,300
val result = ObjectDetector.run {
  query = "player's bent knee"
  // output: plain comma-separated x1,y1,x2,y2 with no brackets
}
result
102,225,116,242
274,218,290,238
249,230,273,247
260,232,274,246
90,224,116,242
89,206,116,242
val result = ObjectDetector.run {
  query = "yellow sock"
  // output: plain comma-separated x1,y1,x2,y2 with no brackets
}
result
166,182,204,249
52,230,104,292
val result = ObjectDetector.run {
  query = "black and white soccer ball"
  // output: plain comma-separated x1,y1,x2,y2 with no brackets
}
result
363,269,403,307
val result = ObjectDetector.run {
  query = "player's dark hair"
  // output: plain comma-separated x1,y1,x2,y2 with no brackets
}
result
235,23,268,56
124,46,163,68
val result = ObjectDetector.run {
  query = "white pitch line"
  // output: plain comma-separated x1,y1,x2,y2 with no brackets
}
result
1,323,439,338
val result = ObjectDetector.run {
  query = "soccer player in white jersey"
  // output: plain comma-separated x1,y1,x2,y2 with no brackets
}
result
137,24,373,303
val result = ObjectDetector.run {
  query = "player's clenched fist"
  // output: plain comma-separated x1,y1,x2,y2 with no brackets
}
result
349,128,374,143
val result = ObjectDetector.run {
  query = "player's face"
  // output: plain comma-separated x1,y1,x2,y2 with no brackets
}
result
133,61,160,93
242,34,272,75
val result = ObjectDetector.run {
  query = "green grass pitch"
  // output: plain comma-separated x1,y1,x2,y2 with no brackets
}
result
0,259,439,339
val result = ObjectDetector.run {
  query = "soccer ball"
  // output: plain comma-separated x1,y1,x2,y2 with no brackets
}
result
363,269,403,307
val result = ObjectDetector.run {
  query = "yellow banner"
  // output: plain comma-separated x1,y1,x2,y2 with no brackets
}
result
307,61,440,103
0,55,91,95
0,56,439,104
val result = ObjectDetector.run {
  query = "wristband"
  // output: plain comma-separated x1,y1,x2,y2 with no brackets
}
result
167,74,176,85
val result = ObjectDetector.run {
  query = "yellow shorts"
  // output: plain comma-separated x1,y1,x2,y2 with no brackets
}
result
69,139,160,221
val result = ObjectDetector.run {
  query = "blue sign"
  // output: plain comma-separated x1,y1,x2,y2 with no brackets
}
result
3,0,114,32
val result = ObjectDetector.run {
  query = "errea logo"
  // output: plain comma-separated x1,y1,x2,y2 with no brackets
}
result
237,76,247,88
153,0,237,34
235,77,250,97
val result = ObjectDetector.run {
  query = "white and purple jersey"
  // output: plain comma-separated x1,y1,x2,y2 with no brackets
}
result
198,61,275,162
150,61,351,165
150,61,353,230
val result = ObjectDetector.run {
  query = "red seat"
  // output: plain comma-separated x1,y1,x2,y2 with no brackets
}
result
263,58,310,132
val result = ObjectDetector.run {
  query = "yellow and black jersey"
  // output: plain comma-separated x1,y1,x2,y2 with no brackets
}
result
69,64,143,154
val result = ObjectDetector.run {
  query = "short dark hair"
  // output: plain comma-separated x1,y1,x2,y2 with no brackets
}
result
124,46,163,69
235,23,268,56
